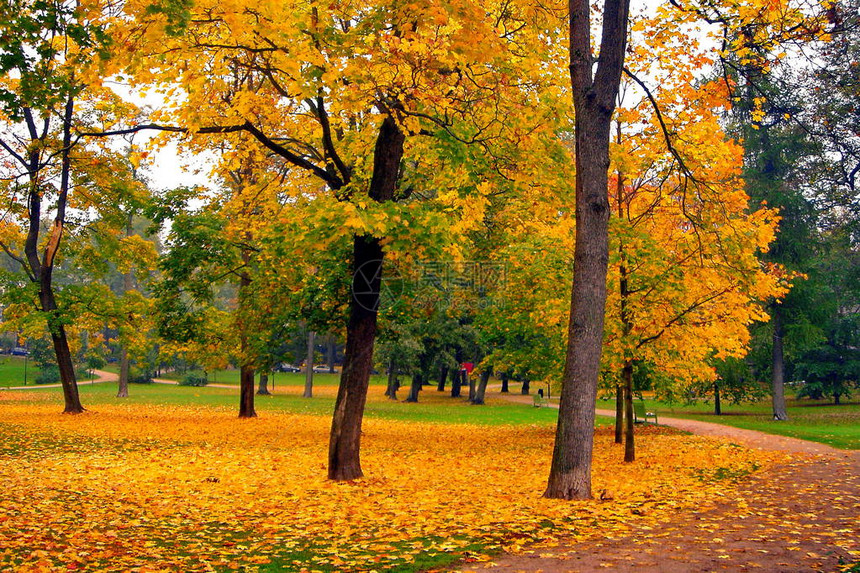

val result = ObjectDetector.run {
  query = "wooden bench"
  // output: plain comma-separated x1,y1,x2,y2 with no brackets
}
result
533,394,548,408
633,401,658,424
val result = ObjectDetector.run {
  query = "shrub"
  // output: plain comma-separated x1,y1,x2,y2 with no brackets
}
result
129,369,154,384
179,372,208,387
35,365,61,385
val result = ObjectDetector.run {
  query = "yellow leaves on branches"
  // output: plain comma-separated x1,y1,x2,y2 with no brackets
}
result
0,401,786,571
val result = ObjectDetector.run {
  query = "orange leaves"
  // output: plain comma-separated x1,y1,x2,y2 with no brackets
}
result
0,401,786,571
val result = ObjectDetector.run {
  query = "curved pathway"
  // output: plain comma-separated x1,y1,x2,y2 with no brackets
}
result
468,392,860,572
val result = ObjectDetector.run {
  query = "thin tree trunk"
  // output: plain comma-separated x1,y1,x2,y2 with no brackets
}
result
437,366,448,392
257,372,271,395
614,383,623,444
406,373,421,402
771,305,789,420
327,334,336,373
239,365,257,417
385,357,398,400
500,372,509,393
451,369,462,398
473,368,492,405
544,0,630,499
117,213,134,399
304,330,315,398
623,361,635,463
328,114,405,482
468,371,476,401
714,381,721,415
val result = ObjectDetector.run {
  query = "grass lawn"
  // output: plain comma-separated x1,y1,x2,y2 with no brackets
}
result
597,395,860,450
159,368,343,386
0,355,39,386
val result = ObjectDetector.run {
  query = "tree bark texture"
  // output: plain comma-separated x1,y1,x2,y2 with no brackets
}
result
714,381,722,415
472,368,492,405
437,366,448,392
406,373,421,402
623,362,635,462
521,379,530,395
500,372,509,393
257,372,271,395
328,115,404,481
239,365,257,418
614,383,623,444
117,212,134,399
545,0,630,500
771,305,789,420
451,370,462,398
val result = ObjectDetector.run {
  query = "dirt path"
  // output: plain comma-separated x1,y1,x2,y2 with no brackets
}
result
464,393,860,572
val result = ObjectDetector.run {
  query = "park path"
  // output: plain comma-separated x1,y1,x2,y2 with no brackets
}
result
464,392,860,572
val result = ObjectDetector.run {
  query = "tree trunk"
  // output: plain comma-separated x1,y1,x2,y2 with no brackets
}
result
714,381,722,415
834,393,841,405
623,361,635,463
117,346,130,398
327,115,404,481
385,357,397,399
257,372,271,395
500,372,509,393
449,369,461,397
468,372,476,401
239,365,257,418
473,368,492,405
521,379,530,395
614,383,623,444
544,0,630,499
304,330,315,398
771,305,789,420
406,373,421,402
117,212,134,399
437,366,448,392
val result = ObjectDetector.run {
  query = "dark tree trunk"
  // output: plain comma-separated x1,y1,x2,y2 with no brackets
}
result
239,365,257,418
451,369,462,398
385,357,398,399
500,372,509,393
614,383,623,444
437,366,448,392
328,115,405,481
771,305,789,420
472,368,492,405
834,393,841,405
623,361,635,463
714,381,722,415
406,373,421,402
468,372,476,401
521,379,531,395
545,0,630,499
257,372,271,395
304,330,315,398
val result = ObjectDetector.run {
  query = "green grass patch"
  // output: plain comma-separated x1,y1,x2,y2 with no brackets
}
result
597,395,860,450
0,355,40,386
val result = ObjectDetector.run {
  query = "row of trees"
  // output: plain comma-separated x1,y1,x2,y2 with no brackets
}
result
0,0,858,498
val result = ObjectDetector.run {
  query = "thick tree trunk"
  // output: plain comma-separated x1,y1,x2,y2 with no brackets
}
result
327,115,404,481
472,368,492,405
239,365,257,417
714,381,722,415
834,393,841,405
771,305,789,420
521,379,531,395
406,373,421,402
304,330,315,398
41,285,83,413
544,0,629,499
614,383,623,444
500,372,509,393
623,362,635,462
257,372,271,395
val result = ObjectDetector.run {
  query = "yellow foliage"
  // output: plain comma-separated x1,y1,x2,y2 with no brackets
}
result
0,400,787,571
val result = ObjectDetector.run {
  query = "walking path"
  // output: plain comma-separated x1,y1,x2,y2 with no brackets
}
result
470,393,860,572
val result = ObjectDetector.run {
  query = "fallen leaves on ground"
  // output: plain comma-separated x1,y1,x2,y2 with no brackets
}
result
0,401,789,571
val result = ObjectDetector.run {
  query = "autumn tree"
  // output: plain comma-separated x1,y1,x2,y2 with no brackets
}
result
116,0,566,479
